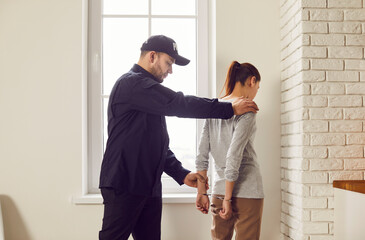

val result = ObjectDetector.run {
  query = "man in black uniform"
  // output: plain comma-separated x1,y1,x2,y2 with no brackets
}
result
99,35,259,240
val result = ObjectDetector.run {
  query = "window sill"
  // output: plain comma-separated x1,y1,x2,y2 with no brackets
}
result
72,193,197,205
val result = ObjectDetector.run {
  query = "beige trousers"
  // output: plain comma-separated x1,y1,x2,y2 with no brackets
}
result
210,196,264,240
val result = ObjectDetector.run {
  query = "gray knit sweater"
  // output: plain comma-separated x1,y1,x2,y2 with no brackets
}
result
196,109,264,199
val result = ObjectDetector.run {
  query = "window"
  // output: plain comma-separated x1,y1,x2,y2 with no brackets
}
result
87,0,209,194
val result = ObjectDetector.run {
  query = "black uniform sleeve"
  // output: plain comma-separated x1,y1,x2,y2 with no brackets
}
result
163,148,191,185
129,80,234,119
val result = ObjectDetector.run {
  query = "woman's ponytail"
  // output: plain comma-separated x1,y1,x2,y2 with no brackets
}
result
220,61,239,97
220,61,261,98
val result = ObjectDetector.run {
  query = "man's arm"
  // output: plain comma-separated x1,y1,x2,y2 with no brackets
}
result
163,148,206,190
163,148,191,185
125,80,258,119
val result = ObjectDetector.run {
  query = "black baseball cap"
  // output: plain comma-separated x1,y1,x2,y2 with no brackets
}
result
140,35,190,66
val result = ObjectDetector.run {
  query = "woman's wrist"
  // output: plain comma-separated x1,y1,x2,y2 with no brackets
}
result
224,197,232,202
197,192,208,195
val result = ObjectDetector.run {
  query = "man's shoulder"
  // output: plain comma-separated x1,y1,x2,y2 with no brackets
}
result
119,71,158,88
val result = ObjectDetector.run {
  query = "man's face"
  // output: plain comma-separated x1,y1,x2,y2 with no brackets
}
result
150,52,175,83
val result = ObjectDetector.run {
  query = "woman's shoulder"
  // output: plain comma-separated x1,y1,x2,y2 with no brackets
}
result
235,111,256,121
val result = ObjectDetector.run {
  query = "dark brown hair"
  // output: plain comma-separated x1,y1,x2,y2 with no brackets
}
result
220,61,261,98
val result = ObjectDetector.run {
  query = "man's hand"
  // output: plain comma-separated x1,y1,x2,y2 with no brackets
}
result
183,172,209,189
232,97,259,115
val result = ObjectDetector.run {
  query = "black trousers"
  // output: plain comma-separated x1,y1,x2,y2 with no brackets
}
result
99,188,162,240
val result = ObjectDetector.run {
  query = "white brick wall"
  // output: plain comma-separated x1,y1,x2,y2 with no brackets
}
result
311,34,344,46
310,236,334,240
280,0,365,239
310,133,345,146
329,120,362,132
327,71,358,82
328,0,362,8
311,209,334,221
310,9,343,21
311,59,345,70
303,120,329,132
309,159,343,170
346,83,365,94
309,108,342,120
311,83,345,95
346,35,365,45
311,184,334,197
344,108,365,119
328,95,363,107
329,22,362,34
344,158,365,170
345,59,365,70
328,46,363,59
302,70,326,82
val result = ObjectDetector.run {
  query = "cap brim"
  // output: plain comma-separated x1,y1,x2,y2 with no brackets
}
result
172,54,190,66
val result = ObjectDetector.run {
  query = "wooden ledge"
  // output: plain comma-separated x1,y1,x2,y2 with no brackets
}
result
333,180,365,194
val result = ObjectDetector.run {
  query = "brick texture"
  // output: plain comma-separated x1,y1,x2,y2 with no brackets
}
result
280,0,365,239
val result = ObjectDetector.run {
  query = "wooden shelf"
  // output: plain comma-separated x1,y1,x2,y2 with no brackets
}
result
333,180,365,194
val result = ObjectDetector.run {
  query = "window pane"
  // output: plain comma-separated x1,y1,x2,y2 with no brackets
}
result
151,0,196,15
166,117,196,171
103,18,148,95
152,18,196,94
103,0,149,15
103,98,109,152
162,176,196,193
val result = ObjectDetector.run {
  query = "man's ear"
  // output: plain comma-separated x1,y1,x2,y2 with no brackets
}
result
149,51,157,63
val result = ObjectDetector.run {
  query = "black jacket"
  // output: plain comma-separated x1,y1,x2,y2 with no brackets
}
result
99,64,234,197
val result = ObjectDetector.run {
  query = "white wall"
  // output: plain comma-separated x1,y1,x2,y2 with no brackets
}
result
334,188,365,240
0,0,281,239
215,1,282,240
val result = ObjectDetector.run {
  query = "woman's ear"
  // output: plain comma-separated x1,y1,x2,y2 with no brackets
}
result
250,76,256,87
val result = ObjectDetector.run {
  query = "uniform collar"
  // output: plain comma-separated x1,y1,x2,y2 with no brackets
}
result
132,64,160,83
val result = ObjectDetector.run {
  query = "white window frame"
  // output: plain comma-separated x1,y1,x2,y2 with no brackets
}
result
77,0,210,203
